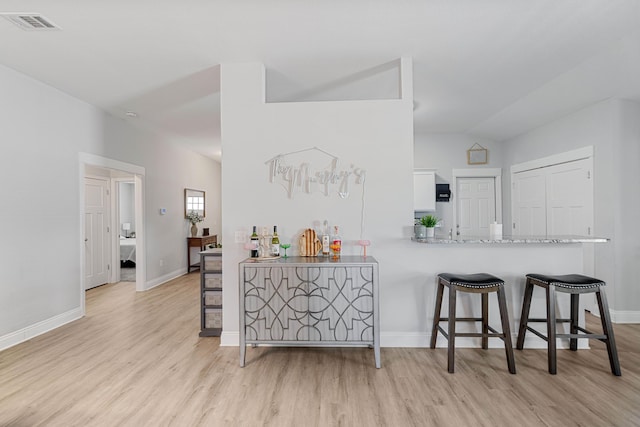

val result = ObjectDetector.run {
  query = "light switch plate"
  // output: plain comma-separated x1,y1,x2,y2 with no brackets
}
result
235,231,247,243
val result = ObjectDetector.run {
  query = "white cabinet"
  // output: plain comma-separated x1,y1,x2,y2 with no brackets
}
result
413,170,436,212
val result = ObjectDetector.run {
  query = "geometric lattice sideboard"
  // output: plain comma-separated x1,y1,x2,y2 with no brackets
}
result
239,256,380,368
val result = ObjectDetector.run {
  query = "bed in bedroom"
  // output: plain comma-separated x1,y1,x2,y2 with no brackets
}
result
120,237,136,266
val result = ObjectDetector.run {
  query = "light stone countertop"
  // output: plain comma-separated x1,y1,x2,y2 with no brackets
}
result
412,235,609,244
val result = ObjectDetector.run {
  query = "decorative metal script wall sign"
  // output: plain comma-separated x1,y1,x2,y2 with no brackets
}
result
265,147,366,199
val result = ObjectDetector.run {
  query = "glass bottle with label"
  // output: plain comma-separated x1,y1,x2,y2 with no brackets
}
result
321,220,330,257
330,225,342,258
271,226,280,256
250,226,259,258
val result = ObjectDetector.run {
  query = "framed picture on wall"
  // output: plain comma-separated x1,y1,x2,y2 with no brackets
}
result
467,143,488,165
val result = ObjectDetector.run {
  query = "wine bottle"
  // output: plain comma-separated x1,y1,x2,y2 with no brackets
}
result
271,226,280,256
250,226,259,258
331,225,342,257
321,220,330,256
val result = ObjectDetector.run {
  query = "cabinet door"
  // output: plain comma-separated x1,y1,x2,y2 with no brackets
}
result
307,266,374,342
414,171,436,212
243,266,309,341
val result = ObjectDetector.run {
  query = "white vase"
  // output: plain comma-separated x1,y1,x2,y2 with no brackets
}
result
426,227,435,238
190,223,198,237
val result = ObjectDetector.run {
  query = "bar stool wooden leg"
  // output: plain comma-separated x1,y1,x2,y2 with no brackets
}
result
430,280,445,348
447,286,457,373
481,293,489,350
516,279,534,350
595,289,621,376
497,286,516,374
546,285,557,375
570,293,579,351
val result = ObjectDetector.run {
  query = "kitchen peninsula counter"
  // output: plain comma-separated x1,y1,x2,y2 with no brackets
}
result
407,234,608,350
412,235,608,244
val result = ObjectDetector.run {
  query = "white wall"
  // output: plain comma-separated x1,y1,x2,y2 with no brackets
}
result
502,98,640,320
0,63,221,348
220,61,415,345
611,99,640,318
413,133,504,232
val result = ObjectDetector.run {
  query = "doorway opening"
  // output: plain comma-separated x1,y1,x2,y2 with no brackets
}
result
117,180,136,282
79,153,145,316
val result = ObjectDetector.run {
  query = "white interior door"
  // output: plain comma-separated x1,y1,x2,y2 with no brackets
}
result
85,177,110,289
512,169,547,235
456,177,496,237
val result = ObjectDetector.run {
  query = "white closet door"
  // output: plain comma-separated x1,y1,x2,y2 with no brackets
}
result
512,170,546,236
546,159,593,236
456,177,496,237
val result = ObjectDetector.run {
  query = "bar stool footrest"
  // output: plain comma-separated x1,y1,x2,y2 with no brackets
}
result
451,332,507,338
527,318,572,323
525,326,549,341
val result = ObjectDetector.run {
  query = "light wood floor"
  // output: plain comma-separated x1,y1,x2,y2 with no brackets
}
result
1,273,639,427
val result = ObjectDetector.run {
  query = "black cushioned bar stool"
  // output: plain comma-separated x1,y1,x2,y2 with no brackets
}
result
516,274,621,376
430,273,516,374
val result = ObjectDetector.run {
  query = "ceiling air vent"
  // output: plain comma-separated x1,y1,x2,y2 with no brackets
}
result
1,13,60,31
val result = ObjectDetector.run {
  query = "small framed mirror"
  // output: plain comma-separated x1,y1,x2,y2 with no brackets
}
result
184,188,205,218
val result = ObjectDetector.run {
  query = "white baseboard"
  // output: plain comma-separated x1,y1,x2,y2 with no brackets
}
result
220,331,239,347
0,307,83,352
381,332,573,349
143,268,187,291
220,331,566,349
609,309,640,324
381,332,428,347
589,309,640,324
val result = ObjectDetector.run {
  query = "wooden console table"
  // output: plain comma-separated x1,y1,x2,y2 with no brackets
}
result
239,256,380,368
187,235,217,272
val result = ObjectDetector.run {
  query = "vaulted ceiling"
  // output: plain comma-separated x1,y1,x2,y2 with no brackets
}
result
1,0,639,160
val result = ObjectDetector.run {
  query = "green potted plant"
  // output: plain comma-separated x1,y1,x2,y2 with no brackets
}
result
420,214,439,238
